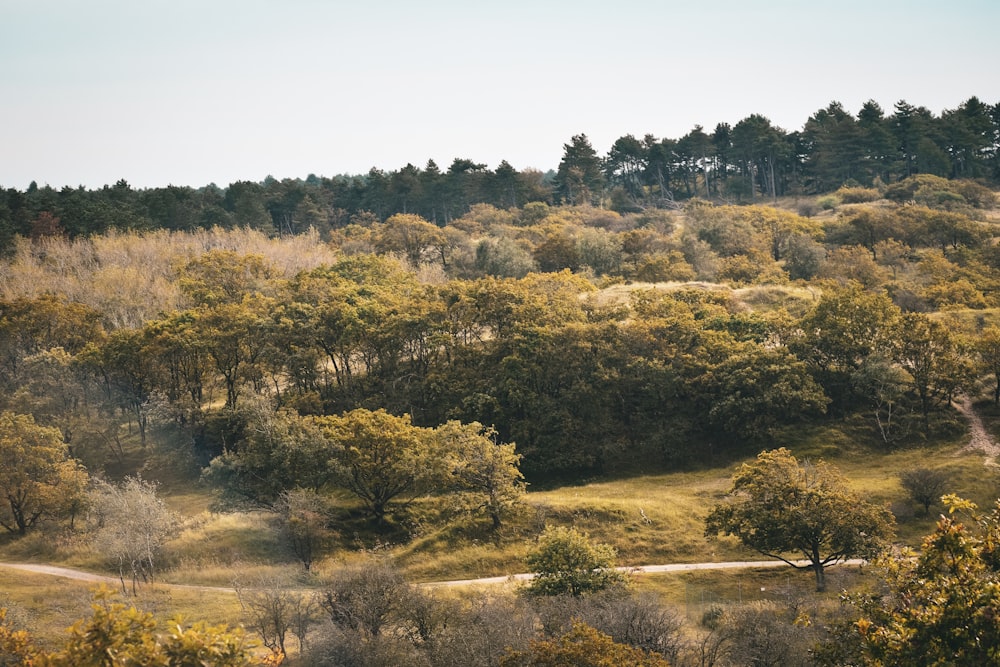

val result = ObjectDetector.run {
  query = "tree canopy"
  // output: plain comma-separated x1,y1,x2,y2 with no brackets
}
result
705,448,895,591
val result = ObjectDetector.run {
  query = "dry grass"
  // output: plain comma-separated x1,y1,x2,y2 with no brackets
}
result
591,280,731,308
3,406,994,649
0,569,242,651
593,280,821,317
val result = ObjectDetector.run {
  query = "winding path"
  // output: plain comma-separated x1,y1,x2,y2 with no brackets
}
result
0,558,865,592
956,395,1000,467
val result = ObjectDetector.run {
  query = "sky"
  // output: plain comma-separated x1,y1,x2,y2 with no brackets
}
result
2,0,999,190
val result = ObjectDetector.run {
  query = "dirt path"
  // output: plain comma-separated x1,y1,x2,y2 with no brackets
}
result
1,559,865,592
0,563,234,593
956,395,1000,467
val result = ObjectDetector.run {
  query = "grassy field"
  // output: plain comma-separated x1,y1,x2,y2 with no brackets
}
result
1,407,995,649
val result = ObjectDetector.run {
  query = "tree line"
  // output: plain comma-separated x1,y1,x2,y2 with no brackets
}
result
1,96,997,255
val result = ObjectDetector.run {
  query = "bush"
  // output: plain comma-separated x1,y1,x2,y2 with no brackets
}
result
817,195,841,210
525,526,627,597
835,186,881,204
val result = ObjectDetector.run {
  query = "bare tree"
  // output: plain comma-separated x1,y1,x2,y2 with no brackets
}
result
89,476,175,594
318,559,408,639
899,467,949,515
234,573,320,658
277,488,334,571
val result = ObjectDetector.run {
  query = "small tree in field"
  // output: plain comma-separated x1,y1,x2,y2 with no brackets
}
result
436,420,526,530
319,408,441,524
90,476,176,594
899,467,949,515
235,573,320,659
525,526,626,597
278,488,334,571
705,448,894,592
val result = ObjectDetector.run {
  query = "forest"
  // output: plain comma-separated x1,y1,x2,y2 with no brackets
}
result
2,95,1000,665
1,96,998,250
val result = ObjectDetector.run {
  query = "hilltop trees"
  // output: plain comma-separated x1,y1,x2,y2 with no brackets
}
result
706,448,894,591
556,134,604,206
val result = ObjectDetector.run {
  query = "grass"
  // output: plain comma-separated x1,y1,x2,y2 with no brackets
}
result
0,568,242,651
2,407,996,650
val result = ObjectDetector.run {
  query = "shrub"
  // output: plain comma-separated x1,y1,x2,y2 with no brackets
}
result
817,195,841,210
525,526,627,597
835,186,881,204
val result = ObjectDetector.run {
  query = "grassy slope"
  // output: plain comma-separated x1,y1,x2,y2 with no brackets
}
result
0,398,993,649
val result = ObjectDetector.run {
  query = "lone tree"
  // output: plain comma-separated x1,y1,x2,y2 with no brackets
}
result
899,467,949,515
90,476,176,594
318,408,441,524
436,420,526,530
705,448,894,591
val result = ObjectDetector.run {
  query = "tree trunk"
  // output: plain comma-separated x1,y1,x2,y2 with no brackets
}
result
813,562,826,592
812,543,826,591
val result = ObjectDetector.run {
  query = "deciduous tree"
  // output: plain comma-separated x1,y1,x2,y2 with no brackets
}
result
852,496,1000,666
705,448,894,591
899,467,949,515
0,412,87,535
89,476,176,594
436,420,525,530
319,409,441,523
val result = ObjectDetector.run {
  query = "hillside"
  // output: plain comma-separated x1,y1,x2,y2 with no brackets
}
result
3,175,1000,665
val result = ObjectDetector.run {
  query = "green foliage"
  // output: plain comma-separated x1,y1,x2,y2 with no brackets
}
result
0,412,88,535
37,589,267,666
203,404,331,505
319,408,441,523
884,174,995,210
705,448,895,591
852,496,1000,666
792,283,903,413
525,526,626,597
700,344,829,440
500,620,671,667
177,249,279,307
817,195,840,210
436,420,526,529
835,186,881,203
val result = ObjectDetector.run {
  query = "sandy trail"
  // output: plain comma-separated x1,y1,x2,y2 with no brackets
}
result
1,558,865,591
956,395,1000,467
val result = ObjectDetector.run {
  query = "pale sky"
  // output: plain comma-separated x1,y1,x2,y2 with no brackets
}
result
2,0,998,190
